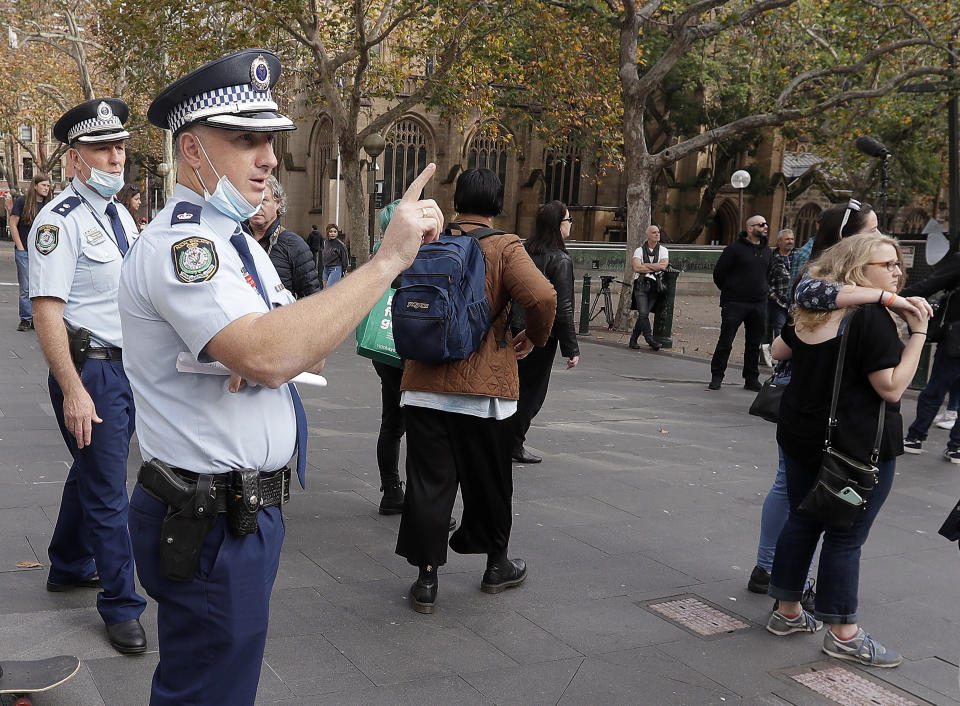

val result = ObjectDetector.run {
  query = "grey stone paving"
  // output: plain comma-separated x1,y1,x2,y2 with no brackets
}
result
0,241,958,705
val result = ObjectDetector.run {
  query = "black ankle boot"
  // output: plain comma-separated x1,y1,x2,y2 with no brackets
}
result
410,565,437,614
379,479,404,515
481,556,527,594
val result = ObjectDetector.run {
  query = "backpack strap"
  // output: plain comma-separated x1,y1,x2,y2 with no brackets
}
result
447,221,512,348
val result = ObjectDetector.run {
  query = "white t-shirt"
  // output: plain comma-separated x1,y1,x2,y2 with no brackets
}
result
632,243,669,281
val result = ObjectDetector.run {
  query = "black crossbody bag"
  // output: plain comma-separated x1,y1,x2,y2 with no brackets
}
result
797,311,883,531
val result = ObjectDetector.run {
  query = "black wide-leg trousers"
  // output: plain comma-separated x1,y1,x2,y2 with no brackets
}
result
397,405,513,567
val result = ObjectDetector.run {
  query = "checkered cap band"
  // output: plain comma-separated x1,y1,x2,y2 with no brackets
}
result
67,115,125,142
168,84,277,133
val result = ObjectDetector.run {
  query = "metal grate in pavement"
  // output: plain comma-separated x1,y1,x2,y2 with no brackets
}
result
791,666,919,706
645,596,749,637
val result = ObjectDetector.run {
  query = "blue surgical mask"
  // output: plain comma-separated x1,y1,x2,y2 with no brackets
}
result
193,136,262,222
78,154,125,198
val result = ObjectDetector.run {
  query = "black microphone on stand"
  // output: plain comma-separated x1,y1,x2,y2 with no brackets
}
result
855,136,892,159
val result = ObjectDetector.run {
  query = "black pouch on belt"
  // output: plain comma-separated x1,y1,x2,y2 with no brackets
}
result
227,470,261,536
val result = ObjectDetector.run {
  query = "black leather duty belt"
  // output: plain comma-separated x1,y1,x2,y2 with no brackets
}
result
139,463,291,513
86,346,123,361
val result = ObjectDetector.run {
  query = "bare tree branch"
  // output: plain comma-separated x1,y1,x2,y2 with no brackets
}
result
798,21,839,61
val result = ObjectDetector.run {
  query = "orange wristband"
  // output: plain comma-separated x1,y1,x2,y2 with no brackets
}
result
881,292,895,307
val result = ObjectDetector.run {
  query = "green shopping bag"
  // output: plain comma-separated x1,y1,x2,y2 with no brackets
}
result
356,288,402,368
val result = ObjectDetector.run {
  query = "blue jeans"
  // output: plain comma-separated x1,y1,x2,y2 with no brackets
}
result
906,345,960,449
14,248,31,321
323,265,343,287
756,446,815,587
769,452,895,624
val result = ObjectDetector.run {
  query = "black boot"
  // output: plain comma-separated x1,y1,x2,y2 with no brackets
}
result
410,564,437,614
481,552,527,594
628,337,641,350
379,479,404,515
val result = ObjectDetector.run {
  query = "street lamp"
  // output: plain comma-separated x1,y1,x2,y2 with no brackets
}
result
362,133,385,254
731,169,751,233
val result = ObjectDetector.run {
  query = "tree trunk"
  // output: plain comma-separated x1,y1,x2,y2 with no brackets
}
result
615,161,654,329
340,150,368,267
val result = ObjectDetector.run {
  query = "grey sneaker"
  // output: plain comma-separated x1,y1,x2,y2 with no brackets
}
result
944,448,960,464
822,628,902,667
934,410,957,430
903,438,922,454
766,608,823,636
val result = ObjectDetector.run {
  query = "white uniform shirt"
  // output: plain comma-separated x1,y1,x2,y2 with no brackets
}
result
632,243,669,282
28,179,139,347
119,185,297,474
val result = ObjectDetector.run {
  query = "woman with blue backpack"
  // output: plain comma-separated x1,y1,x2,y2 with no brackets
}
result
394,168,556,614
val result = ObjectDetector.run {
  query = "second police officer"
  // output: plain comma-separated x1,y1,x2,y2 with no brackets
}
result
119,49,443,704
29,99,147,654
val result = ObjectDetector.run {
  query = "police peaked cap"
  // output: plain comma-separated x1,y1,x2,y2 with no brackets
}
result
53,98,130,145
148,48,295,134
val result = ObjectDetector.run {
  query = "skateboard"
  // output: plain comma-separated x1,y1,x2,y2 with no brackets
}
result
0,656,81,706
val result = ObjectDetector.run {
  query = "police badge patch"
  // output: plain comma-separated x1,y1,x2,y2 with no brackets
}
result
36,225,59,255
172,237,218,283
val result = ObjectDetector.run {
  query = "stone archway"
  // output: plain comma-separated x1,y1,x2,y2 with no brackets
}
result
708,200,739,245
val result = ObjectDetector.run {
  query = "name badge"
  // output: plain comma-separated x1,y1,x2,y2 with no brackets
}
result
84,229,106,245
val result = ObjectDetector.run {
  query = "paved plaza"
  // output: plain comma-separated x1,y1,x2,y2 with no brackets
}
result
0,241,958,705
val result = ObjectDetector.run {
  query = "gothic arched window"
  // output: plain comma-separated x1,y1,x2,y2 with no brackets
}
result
311,117,336,212
793,203,821,246
467,127,510,186
544,144,582,206
383,119,430,202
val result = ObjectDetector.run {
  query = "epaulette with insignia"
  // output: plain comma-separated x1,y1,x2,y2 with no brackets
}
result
51,197,81,217
171,202,203,225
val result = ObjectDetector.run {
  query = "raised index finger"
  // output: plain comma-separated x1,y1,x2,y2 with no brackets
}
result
400,163,437,202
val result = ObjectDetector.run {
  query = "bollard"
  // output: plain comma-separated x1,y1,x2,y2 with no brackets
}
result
578,274,591,335
909,341,933,390
652,268,680,349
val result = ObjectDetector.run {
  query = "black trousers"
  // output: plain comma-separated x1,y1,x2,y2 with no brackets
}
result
710,300,764,382
372,360,404,485
513,336,559,450
630,279,659,344
396,406,513,567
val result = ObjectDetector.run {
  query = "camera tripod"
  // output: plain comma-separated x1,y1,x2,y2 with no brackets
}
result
588,275,628,329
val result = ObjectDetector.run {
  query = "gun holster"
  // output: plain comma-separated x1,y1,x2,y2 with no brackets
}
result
138,459,217,582
66,325,91,374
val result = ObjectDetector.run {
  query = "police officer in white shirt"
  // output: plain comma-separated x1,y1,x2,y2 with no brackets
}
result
29,98,147,654
119,48,443,705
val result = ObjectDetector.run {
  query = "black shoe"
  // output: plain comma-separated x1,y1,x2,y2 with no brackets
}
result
707,377,722,391
46,574,101,592
648,341,662,351
448,516,457,532
800,580,816,613
16,319,31,332
410,567,438,614
106,619,147,655
628,341,641,350
744,379,763,392
747,565,770,594
512,448,542,464
481,558,527,594
378,481,404,515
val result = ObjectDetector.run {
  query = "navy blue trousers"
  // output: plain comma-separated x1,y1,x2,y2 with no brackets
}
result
129,484,284,706
47,360,145,625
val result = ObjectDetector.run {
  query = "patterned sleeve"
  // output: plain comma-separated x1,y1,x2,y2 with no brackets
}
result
794,273,842,311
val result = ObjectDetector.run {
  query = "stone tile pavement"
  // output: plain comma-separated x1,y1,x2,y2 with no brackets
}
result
0,242,958,705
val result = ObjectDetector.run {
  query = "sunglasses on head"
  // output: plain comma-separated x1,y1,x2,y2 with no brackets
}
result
838,198,862,236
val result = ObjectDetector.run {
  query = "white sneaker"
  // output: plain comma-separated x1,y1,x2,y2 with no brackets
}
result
935,410,957,430
760,344,774,368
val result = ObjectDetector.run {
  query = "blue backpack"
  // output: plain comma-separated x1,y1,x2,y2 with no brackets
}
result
392,222,506,364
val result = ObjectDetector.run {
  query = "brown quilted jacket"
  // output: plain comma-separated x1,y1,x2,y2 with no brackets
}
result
401,226,557,400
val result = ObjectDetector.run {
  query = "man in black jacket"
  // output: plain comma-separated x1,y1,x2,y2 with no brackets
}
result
901,253,960,461
709,215,771,391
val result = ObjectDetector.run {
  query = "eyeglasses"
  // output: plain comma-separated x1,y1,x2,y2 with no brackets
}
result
838,198,862,236
561,216,572,223
867,260,903,272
